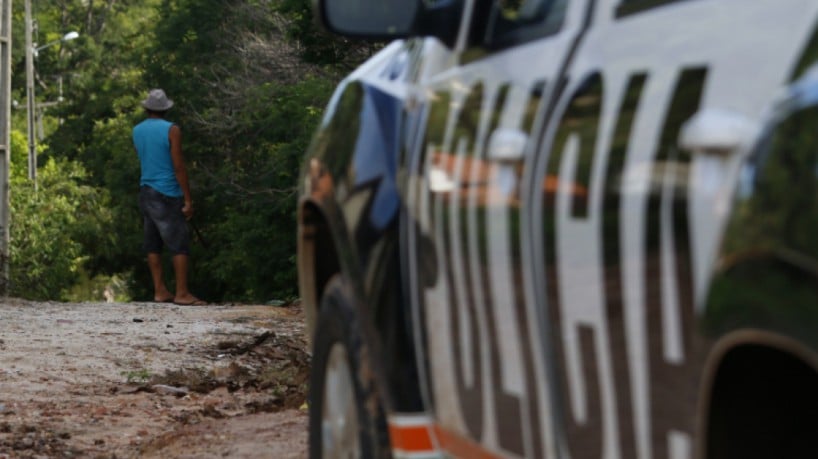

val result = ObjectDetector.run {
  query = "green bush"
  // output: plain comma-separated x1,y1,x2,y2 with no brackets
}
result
10,130,116,300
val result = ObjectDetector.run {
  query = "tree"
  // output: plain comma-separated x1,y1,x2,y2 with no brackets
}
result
13,0,374,302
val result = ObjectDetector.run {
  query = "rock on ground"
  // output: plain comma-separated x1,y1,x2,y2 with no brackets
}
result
0,299,310,458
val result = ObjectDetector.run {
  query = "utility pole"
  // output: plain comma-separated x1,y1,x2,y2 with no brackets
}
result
25,0,36,186
0,0,10,294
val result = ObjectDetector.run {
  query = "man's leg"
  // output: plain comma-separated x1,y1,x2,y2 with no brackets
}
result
144,189,202,305
147,252,173,302
172,253,202,304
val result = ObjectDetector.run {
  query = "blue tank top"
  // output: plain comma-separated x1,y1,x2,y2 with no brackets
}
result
133,118,182,197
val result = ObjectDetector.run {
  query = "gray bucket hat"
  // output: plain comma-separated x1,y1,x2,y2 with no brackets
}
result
142,89,174,111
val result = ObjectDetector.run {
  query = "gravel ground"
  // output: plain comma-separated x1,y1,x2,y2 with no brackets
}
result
0,298,310,458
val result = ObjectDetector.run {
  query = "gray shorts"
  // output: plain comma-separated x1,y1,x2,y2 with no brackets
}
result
139,186,189,255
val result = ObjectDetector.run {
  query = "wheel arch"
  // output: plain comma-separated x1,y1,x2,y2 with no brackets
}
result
298,199,342,338
697,330,818,459
298,187,423,414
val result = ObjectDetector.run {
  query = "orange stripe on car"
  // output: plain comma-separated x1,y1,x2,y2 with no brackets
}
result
389,414,506,458
433,424,505,459
388,415,437,455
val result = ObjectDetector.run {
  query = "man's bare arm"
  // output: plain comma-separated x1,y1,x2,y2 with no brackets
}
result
169,124,193,219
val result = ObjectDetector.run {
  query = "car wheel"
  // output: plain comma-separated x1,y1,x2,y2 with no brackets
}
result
309,276,391,459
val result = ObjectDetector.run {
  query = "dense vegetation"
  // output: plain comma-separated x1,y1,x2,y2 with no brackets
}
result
9,0,375,302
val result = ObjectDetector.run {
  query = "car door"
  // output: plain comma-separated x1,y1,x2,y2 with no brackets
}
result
530,1,818,458
403,0,594,457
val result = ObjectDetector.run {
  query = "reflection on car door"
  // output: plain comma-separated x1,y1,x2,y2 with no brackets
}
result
532,1,818,458
404,0,592,457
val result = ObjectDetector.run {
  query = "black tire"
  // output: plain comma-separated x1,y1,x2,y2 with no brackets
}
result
309,276,391,459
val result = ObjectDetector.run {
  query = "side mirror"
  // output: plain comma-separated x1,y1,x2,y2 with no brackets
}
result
313,0,463,47
315,0,419,38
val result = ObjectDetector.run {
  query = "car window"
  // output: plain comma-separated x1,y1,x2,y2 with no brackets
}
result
484,0,568,49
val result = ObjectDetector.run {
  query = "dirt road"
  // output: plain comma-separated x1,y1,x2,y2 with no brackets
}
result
0,298,310,458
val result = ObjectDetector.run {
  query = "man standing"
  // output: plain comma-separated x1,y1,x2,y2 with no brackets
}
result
133,88,204,305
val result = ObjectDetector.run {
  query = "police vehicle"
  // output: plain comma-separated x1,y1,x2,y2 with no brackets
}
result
297,0,818,457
